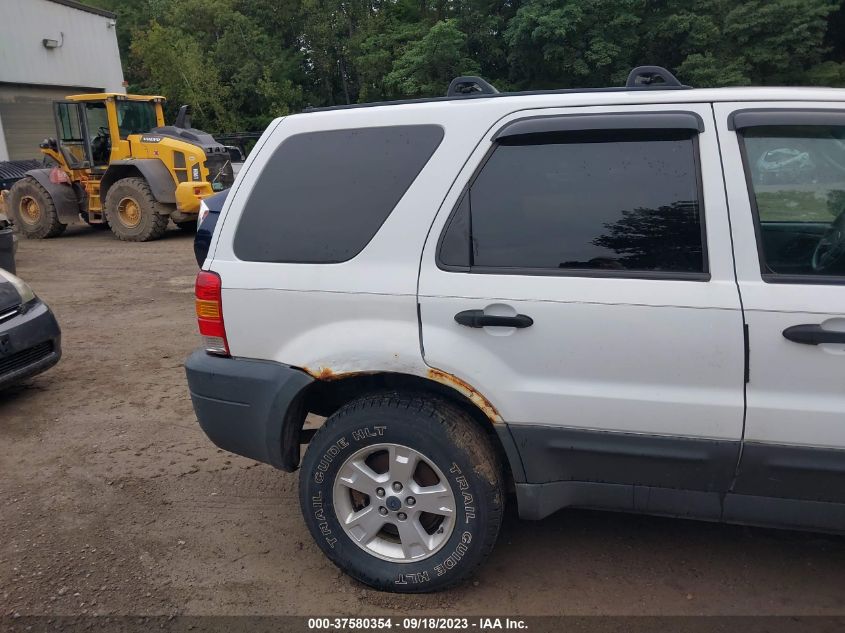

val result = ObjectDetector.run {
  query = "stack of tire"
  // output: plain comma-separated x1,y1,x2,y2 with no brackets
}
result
0,160,35,273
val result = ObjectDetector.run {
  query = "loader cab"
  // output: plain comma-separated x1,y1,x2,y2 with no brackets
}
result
52,94,165,171
115,100,159,139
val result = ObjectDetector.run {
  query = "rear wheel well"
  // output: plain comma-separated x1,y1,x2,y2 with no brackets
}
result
296,372,515,491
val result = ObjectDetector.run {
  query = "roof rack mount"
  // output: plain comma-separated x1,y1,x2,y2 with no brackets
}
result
446,76,499,97
625,66,687,89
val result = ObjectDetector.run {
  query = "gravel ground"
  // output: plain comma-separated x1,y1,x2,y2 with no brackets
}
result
2,224,845,618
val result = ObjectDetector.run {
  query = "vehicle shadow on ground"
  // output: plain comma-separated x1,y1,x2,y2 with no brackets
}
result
322,499,845,614
498,501,844,549
475,502,845,608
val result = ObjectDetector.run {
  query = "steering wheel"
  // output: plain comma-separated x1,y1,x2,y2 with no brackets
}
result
90,126,112,163
812,209,845,272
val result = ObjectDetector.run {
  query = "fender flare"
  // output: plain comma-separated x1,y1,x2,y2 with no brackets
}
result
102,159,176,205
25,169,81,224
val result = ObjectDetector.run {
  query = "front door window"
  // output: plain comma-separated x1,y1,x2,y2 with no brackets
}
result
740,125,845,280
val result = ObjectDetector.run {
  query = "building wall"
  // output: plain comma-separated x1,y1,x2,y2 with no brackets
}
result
0,0,125,93
0,0,125,160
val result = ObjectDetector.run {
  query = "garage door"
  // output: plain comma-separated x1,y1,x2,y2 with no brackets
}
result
0,84,99,160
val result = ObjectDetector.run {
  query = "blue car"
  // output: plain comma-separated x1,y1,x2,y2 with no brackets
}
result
194,189,230,267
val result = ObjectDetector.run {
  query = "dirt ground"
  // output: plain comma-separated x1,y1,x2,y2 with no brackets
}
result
2,223,845,618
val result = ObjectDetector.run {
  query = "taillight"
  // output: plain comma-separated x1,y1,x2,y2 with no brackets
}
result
195,271,229,356
198,199,210,225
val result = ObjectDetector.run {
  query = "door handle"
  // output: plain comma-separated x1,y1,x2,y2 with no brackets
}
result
782,324,845,345
454,309,534,329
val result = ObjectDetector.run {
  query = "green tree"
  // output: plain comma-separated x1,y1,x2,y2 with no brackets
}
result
456,0,521,90
637,0,745,85
110,0,307,130
300,0,377,105
723,0,836,85
385,19,480,97
84,0,845,127
640,0,839,87
131,21,234,131
353,0,429,101
505,0,643,89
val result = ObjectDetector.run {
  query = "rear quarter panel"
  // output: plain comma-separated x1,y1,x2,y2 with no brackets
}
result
207,104,497,376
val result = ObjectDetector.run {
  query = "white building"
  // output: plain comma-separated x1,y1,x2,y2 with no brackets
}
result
0,0,125,160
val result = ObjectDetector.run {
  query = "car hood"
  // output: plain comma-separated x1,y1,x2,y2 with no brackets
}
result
0,279,21,313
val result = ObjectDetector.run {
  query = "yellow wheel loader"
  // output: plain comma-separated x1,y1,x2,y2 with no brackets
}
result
7,94,234,242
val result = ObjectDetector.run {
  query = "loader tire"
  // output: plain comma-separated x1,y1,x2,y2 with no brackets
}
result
104,177,170,242
8,177,67,239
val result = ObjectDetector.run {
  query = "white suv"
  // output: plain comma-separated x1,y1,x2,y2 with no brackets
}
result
186,67,845,593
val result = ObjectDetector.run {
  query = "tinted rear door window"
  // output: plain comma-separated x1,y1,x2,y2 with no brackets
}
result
451,129,705,275
234,125,444,263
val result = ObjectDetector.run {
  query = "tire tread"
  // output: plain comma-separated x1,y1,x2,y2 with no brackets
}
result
104,177,169,242
9,177,66,239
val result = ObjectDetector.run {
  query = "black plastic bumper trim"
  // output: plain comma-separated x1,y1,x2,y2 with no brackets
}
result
185,350,313,471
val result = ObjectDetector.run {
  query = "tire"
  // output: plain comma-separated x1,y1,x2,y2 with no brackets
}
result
299,393,504,593
103,177,170,242
175,219,197,233
7,176,66,239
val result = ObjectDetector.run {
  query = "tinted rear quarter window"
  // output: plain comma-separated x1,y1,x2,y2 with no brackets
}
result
235,125,444,263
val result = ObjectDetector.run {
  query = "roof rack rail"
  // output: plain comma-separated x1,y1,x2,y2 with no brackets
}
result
446,76,499,97
303,65,690,113
626,66,687,88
